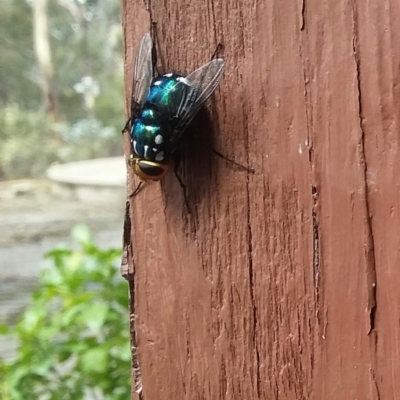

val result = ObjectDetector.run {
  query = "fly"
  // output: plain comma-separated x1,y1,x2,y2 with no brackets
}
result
123,32,253,207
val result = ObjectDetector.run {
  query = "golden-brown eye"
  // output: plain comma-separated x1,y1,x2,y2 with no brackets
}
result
137,161,165,178
131,158,169,181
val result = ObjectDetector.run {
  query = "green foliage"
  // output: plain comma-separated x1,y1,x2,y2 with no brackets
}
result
0,105,59,180
58,118,121,162
94,73,125,130
0,0,40,109
0,226,130,400
0,0,124,114
0,105,122,179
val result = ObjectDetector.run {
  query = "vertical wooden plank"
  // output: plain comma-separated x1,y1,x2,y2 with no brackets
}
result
121,0,400,398
121,2,149,399
353,0,400,398
302,0,376,397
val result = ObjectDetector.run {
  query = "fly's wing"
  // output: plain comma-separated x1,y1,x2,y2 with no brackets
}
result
131,33,153,114
163,58,225,152
168,58,225,149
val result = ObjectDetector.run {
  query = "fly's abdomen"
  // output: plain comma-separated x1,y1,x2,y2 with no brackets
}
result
131,107,168,163
131,74,191,163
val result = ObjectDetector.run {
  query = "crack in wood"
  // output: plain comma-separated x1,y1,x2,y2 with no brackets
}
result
242,58,259,396
350,0,378,337
121,202,143,397
121,201,132,278
129,293,143,397
141,0,150,11
370,368,381,400
246,182,260,397
300,0,305,30
298,23,322,323
210,0,218,45
312,187,320,297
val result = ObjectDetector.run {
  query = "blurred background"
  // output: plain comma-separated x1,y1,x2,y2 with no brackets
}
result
1,0,124,179
0,0,130,398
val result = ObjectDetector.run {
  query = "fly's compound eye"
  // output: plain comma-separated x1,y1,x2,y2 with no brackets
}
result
134,160,169,181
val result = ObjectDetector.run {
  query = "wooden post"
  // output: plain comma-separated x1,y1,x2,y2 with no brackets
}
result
121,0,400,398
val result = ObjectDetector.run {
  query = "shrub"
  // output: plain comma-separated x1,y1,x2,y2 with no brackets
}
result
0,105,122,180
0,225,130,400
0,105,59,179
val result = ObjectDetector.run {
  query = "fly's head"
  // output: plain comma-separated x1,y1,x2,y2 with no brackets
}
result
129,154,169,181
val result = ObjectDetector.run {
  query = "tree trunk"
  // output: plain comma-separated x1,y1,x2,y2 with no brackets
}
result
121,0,400,399
33,0,60,121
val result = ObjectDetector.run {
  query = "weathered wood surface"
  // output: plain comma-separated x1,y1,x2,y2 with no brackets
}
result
122,0,400,398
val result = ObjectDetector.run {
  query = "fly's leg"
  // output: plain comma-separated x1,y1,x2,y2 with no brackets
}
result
174,153,191,214
211,43,223,60
150,22,158,75
191,132,255,173
210,148,255,173
150,22,162,76
123,99,142,134
129,181,145,198
122,117,131,134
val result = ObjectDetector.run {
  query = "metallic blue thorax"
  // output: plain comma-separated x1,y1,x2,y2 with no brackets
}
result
131,74,188,164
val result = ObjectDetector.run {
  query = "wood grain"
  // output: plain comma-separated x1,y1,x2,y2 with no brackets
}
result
122,0,400,398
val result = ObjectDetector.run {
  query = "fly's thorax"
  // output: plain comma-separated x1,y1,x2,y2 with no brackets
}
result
148,73,191,109
129,154,169,181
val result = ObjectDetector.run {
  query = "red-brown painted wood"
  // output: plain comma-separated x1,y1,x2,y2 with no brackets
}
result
121,0,400,398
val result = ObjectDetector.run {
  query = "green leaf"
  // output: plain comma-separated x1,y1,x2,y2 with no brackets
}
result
0,225,128,399
78,302,109,333
59,303,86,326
80,348,108,373
17,306,46,333
110,340,131,362
72,224,92,245
0,324,10,334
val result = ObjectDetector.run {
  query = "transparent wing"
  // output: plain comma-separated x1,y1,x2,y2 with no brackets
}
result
132,33,153,109
173,58,225,136
184,58,225,111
